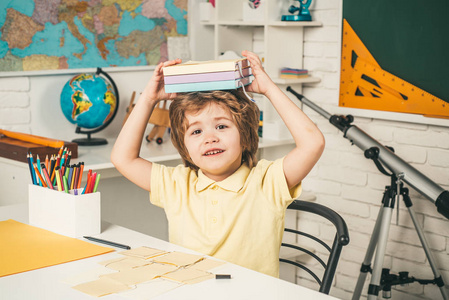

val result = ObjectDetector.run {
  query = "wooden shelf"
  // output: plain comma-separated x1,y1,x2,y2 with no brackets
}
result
202,21,323,27
268,21,322,27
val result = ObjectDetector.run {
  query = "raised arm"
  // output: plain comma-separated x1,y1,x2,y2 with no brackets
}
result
242,50,325,189
111,59,181,191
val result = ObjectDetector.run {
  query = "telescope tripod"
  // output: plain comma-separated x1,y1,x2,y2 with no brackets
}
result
352,147,448,299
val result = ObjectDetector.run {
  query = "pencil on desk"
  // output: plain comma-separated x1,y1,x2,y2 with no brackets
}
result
45,155,49,171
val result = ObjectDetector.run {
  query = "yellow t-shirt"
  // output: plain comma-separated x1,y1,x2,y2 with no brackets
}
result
150,157,302,277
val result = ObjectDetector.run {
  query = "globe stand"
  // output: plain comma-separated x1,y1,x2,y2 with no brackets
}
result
71,67,119,147
73,130,108,146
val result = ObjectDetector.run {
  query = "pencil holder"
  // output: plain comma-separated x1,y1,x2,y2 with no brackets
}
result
28,184,101,238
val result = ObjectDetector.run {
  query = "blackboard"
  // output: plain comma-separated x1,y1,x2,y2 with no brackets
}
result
342,0,449,103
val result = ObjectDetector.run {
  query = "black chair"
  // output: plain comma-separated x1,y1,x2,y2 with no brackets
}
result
280,200,350,294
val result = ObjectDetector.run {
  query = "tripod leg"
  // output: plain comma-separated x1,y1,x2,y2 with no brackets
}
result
367,205,394,300
352,207,384,300
407,206,448,299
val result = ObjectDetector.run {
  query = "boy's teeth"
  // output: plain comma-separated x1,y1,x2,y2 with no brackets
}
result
205,150,223,156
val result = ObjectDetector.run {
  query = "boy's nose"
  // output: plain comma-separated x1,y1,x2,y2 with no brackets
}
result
204,133,219,144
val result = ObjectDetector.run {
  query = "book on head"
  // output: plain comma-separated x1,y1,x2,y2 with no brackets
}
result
163,58,250,76
164,75,253,93
164,67,252,85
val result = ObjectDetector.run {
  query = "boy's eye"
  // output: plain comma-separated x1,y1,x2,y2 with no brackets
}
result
192,129,202,135
217,124,227,130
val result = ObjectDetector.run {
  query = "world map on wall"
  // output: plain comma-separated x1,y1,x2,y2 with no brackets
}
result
0,0,187,72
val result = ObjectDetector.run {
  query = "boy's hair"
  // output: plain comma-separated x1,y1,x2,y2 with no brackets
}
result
169,89,260,172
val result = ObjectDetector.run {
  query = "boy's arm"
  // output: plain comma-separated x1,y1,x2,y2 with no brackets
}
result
111,59,181,191
242,50,325,189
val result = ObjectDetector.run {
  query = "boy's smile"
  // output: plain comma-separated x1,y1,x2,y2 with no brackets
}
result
184,102,243,182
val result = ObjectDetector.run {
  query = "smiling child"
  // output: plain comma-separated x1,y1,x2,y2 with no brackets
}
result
111,51,325,277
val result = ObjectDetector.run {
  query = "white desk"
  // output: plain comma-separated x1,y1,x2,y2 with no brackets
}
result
0,204,338,300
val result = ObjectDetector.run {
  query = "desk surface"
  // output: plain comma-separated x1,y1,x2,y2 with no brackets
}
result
0,204,337,300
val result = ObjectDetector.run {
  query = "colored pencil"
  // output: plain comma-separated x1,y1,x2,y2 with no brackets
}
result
55,166,62,191
89,172,97,194
33,163,47,188
27,153,36,185
67,166,74,190
59,167,65,191
77,162,84,189
63,175,69,193
53,155,61,181
82,169,92,194
49,155,56,180
65,151,71,168
60,151,65,168
73,163,80,190
36,155,43,186
57,146,64,158
93,173,101,193
41,164,54,190
29,154,38,185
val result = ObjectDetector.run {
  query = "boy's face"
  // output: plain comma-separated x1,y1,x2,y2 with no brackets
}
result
184,102,242,182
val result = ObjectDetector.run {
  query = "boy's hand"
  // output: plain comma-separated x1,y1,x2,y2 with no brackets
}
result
143,58,182,103
241,50,276,96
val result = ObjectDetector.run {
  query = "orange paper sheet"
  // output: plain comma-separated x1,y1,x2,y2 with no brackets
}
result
0,219,114,277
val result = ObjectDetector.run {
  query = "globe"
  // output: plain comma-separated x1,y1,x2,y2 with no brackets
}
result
60,68,119,145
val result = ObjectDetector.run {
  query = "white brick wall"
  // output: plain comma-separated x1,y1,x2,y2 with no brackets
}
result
300,1,449,299
0,77,31,131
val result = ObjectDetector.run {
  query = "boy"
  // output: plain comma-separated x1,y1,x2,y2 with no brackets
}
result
111,51,325,277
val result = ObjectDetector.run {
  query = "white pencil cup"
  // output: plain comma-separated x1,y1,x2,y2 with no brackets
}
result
28,184,101,238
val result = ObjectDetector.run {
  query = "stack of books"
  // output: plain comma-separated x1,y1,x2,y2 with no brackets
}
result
163,58,253,93
280,68,309,79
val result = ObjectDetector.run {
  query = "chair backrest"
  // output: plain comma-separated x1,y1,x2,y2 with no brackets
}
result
280,200,350,294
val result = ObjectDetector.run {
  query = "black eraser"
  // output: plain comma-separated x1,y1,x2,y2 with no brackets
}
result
215,274,231,279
